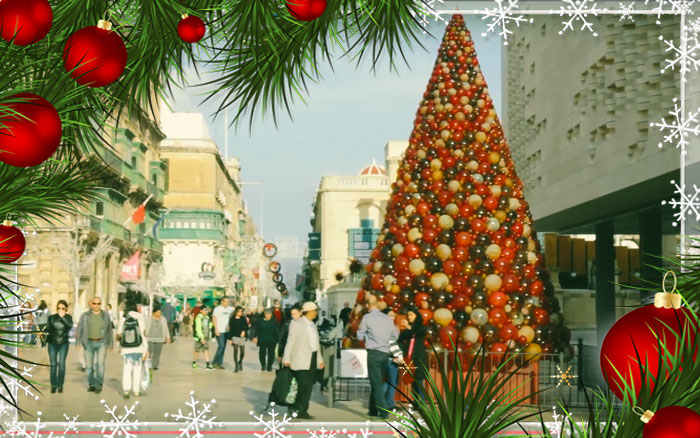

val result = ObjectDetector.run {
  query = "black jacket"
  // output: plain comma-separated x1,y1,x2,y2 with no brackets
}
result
228,316,249,339
256,319,279,346
46,313,73,346
398,320,428,381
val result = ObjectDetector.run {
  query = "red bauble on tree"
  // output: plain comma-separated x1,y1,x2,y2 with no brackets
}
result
0,93,62,167
639,406,700,438
0,0,52,46
0,221,26,263
177,14,206,43
63,20,127,88
600,280,697,401
286,0,327,21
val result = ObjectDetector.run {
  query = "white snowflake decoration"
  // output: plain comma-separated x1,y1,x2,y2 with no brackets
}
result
480,0,534,45
250,403,296,438
645,0,696,24
410,0,445,33
5,418,27,436
650,98,700,154
618,2,636,21
662,180,700,226
544,406,563,438
164,391,222,438
659,28,700,81
690,17,700,38
558,0,600,36
94,400,141,438
307,427,342,438
344,424,373,438
62,414,80,434
7,412,55,438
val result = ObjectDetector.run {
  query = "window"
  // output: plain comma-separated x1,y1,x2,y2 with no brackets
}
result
152,174,158,185
95,201,104,216
360,219,375,228
131,156,137,168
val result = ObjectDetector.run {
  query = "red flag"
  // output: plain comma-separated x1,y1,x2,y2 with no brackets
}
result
132,205,146,224
121,251,141,281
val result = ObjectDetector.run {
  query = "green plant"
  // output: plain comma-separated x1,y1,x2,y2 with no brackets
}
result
391,343,543,438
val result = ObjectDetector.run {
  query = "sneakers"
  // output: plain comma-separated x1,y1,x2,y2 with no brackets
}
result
192,362,198,369
206,363,213,370
94,386,102,394
123,392,130,399
87,386,95,392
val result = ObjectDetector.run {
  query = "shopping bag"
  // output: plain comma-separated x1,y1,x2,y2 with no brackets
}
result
141,359,152,391
285,377,297,405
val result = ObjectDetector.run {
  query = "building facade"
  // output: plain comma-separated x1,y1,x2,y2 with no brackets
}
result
303,141,408,313
19,106,168,315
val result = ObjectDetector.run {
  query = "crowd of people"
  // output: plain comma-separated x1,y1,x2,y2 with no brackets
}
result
26,292,428,420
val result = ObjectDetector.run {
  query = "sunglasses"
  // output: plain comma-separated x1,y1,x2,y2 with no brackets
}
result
92,302,101,305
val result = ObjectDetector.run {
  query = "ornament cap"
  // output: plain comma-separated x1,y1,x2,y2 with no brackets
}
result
181,14,189,19
97,20,113,31
639,409,655,424
2,220,12,227
654,271,682,309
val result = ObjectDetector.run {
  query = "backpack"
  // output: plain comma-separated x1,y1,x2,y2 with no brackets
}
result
120,316,143,348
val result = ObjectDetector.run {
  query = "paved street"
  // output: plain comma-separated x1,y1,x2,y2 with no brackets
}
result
18,336,371,423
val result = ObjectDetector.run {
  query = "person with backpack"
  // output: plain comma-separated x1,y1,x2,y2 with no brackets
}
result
193,306,214,369
116,297,148,399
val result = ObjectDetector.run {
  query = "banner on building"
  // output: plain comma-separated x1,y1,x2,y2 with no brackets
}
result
121,251,141,281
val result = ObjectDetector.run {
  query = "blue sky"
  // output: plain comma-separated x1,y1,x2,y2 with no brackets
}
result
168,16,503,265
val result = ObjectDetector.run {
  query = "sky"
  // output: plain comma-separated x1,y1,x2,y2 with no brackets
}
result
167,16,503,276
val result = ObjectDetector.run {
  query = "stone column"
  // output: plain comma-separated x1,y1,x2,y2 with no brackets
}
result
595,220,616,346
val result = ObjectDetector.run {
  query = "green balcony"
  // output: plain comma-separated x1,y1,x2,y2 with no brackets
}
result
100,219,131,242
145,235,163,253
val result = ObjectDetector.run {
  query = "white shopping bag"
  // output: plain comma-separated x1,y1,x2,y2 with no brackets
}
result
141,359,152,391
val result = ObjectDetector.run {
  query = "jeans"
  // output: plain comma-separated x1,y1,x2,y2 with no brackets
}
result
84,340,106,388
122,353,143,394
212,333,228,366
367,349,391,419
48,343,69,387
148,342,164,369
259,343,275,370
383,361,399,409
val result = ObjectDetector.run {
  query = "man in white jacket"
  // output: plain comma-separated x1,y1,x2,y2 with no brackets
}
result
116,297,148,399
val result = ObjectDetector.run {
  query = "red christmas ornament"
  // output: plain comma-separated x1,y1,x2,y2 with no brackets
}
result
639,406,700,438
286,0,327,21
600,295,696,401
63,20,127,87
0,221,26,263
177,14,206,43
0,93,62,167
0,0,52,46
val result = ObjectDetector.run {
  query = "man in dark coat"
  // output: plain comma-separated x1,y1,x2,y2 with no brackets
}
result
255,309,279,372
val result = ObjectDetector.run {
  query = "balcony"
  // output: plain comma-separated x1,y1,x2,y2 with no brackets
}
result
129,169,147,194
133,234,145,247
100,219,131,242
145,235,163,253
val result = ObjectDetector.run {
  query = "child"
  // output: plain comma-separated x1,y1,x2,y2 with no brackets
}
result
193,306,213,370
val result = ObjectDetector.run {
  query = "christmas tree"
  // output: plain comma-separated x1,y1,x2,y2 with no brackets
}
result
347,14,569,357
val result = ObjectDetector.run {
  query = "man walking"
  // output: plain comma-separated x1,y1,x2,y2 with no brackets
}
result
75,297,114,394
282,302,324,420
211,298,231,369
255,309,279,372
160,299,177,340
357,295,399,420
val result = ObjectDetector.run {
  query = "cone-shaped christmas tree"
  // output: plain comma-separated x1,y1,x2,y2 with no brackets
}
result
346,15,570,357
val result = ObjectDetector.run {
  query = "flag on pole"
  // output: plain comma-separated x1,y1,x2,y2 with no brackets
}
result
132,205,146,224
151,209,170,240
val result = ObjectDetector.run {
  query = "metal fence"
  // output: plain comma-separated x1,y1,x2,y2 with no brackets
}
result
325,339,622,410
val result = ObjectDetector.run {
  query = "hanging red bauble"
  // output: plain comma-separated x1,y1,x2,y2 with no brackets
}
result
0,0,52,46
0,221,26,263
0,93,62,167
177,14,206,43
600,280,697,401
63,20,127,87
639,406,700,438
286,0,327,21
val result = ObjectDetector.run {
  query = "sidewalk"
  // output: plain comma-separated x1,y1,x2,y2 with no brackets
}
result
18,335,371,423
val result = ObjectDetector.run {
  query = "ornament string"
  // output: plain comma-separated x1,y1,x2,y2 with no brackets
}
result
654,271,682,309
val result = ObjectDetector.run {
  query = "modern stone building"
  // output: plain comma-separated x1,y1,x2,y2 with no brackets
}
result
502,11,700,345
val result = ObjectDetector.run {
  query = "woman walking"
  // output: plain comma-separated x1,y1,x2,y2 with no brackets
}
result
228,306,248,372
146,305,171,371
398,308,428,403
46,300,72,393
255,310,279,372
116,298,148,398
35,300,49,347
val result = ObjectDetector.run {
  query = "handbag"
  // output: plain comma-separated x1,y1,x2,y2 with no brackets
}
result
401,336,416,385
